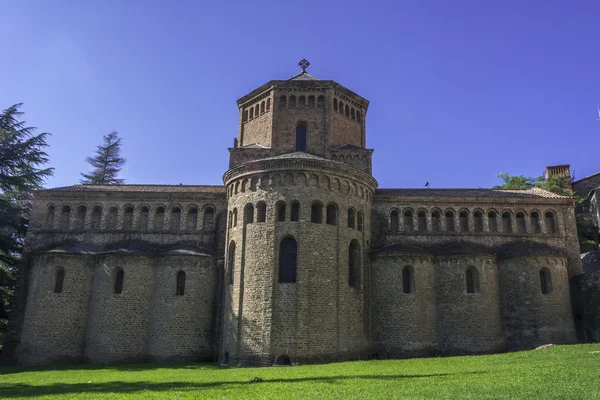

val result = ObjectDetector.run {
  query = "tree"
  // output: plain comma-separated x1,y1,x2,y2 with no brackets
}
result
494,173,536,189
0,103,53,348
80,131,126,184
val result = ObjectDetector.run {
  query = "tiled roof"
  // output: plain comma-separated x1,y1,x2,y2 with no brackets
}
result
239,143,270,149
375,187,572,199
260,152,336,163
41,184,225,193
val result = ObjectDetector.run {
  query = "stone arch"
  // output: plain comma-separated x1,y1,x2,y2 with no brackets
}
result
45,204,56,229
465,266,480,293
543,209,558,235
295,172,307,186
501,210,513,233
458,208,469,232
431,208,442,232
321,175,331,190
403,208,414,232
332,177,341,191
390,208,400,231
309,174,319,187
417,208,427,232
444,208,456,232
487,208,499,232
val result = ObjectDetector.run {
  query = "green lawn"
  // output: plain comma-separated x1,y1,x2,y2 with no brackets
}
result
1,344,599,399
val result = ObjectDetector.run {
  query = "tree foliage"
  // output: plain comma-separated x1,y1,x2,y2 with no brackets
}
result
80,131,126,184
0,103,53,347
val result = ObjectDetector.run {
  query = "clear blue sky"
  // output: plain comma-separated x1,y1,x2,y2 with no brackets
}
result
1,1,599,189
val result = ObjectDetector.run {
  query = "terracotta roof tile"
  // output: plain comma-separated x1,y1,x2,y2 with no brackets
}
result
42,184,226,194
375,187,572,199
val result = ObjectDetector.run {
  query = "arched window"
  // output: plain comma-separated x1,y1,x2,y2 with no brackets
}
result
289,95,296,108
123,206,134,230
139,206,149,231
296,123,307,152
291,201,300,222
105,206,118,230
317,96,324,108
357,211,364,232
60,205,71,230
488,211,498,232
402,266,414,294
279,237,297,283
445,211,455,232
279,95,287,108
502,212,512,233
54,267,65,294
311,202,323,223
46,205,56,229
516,212,526,233
255,104,259,117
431,211,441,232
154,206,165,231
326,203,338,225
244,203,254,224
465,267,479,293
418,211,427,232
299,95,306,107
459,211,469,232
474,211,483,232
170,207,182,232
356,110,362,122
249,107,254,119
349,239,360,287
256,202,266,223
266,98,271,111
540,268,552,294
227,241,236,285
242,110,248,122
531,212,541,233
276,202,286,222
351,108,356,120
114,268,124,294
231,208,237,227
339,101,344,113
545,212,557,235
333,98,338,111
390,210,399,231
204,206,215,229
308,95,315,107
348,208,356,229
176,271,185,296
187,207,198,231
404,210,414,232
260,101,265,113
75,205,87,230
345,104,350,117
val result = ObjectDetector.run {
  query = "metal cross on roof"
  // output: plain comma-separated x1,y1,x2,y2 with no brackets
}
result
298,59,310,73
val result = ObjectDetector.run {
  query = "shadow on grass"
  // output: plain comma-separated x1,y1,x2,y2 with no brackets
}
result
0,372,485,397
0,363,225,375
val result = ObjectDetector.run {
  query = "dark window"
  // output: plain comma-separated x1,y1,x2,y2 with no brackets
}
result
348,208,356,229
114,268,124,294
404,210,414,232
357,211,364,232
402,267,414,294
317,96,325,108
187,207,198,231
349,239,360,287
123,206,133,230
545,212,557,235
139,206,149,231
289,95,296,108
277,202,286,222
334,99,338,111
204,206,215,229
296,123,307,152
432,211,441,232
474,211,483,232
60,205,71,230
279,237,297,283
154,206,165,231
516,212,526,233
311,202,323,223
244,203,254,224
232,208,237,227
74,205,86,230
243,110,248,122
502,212,512,233
326,204,338,225
176,271,185,296
540,268,552,294
255,104,259,117
488,212,498,232
228,241,236,285
46,206,56,229
308,95,315,107
418,211,427,232
351,108,356,120
356,110,362,122
257,202,266,223
170,207,181,232
279,95,286,108
459,211,469,232
54,268,65,294
339,101,344,113
276,355,292,366
299,95,306,107
345,104,350,116
390,210,399,231
466,267,479,293
266,98,271,111
531,212,541,233
249,107,254,119
260,101,265,113
445,211,455,232
291,201,300,222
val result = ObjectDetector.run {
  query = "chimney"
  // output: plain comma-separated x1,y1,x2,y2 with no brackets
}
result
544,164,572,190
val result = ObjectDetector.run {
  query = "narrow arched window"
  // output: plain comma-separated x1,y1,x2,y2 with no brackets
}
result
106,206,118,230
276,202,286,222
176,271,185,296
445,211,455,232
474,211,483,232
139,206,149,231
114,268,124,294
123,206,134,230
308,95,315,107
170,207,182,232
488,211,498,232
333,98,338,111
349,239,360,287
231,208,237,227
418,211,427,232
466,267,480,293
279,237,297,283
249,107,254,119
502,212,512,233
266,98,271,111
260,101,265,113
227,241,236,285
531,212,541,233
255,104,259,117
187,207,198,231
431,211,441,232
256,202,266,223
540,268,552,294
345,104,350,117
545,212,557,235
54,267,65,294
296,123,307,152
204,206,215,229
357,211,364,232
75,205,87,230
311,202,323,223
291,201,300,222
60,205,71,230
244,203,254,224
402,267,414,294
390,210,399,231
326,204,338,225
459,211,469,232
348,208,356,229
154,206,165,231
357,110,362,122
289,95,296,108
351,108,356,120
404,210,414,232
242,110,248,122
317,96,324,108
339,101,344,113
46,205,56,229
299,95,306,108
279,95,287,108
516,212,526,233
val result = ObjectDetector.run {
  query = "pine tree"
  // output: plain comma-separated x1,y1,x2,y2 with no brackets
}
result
80,131,126,184
0,103,53,348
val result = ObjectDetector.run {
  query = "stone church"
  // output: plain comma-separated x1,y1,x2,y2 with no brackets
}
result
4,61,581,366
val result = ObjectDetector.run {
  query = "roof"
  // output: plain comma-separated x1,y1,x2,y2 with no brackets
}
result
574,171,600,184
375,187,572,199
239,143,270,149
260,152,335,162
289,71,319,81
40,184,226,194
375,241,566,258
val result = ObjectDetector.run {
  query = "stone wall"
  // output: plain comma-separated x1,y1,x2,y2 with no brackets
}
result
571,271,600,343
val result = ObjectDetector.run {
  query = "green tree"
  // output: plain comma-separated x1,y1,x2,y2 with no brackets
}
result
80,131,126,184
494,173,536,189
0,103,53,348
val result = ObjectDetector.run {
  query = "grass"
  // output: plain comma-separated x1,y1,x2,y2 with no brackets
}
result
1,344,599,399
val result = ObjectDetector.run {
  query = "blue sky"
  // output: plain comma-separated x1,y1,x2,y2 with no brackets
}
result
1,1,599,189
